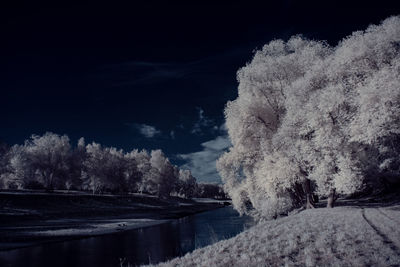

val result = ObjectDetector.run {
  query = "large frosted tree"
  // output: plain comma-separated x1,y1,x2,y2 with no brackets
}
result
217,36,331,217
217,16,400,218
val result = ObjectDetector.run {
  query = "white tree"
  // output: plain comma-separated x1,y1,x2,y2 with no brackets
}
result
66,137,86,191
22,132,71,190
218,16,400,218
124,149,143,192
293,16,400,205
1,145,35,189
149,149,178,198
83,142,127,194
133,149,154,194
0,142,11,188
344,17,400,191
218,36,330,217
195,183,226,199
176,169,197,198
0,134,198,198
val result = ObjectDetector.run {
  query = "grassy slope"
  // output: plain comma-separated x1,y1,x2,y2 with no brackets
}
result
153,199,400,266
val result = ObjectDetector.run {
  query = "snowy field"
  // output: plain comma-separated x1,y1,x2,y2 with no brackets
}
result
150,201,400,266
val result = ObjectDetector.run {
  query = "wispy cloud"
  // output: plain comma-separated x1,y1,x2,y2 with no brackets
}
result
128,123,161,138
107,60,209,86
191,107,213,134
178,126,231,183
99,48,249,87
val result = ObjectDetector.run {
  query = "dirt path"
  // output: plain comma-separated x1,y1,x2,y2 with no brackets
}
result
361,207,400,255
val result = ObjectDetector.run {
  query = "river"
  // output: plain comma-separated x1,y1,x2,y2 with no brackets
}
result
0,206,253,267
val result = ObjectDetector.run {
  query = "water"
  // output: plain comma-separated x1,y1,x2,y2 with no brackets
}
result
0,206,253,267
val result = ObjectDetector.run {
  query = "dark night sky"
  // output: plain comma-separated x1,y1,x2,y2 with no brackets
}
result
1,1,399,182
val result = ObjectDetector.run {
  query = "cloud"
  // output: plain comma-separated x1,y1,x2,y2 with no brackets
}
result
129,123,161,138
191,107,213,134
170,130,175,139
178,131,231,183
107,60,208,86
103,48,249,87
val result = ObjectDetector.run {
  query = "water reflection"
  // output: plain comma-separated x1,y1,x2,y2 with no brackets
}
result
0,206,253,267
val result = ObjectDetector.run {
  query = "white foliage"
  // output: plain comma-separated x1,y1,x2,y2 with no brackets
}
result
218,16,400,218
150,149,179,197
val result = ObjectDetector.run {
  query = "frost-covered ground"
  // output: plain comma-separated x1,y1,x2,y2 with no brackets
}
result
30,218,169,236
192,198,231,205
151,200,400,266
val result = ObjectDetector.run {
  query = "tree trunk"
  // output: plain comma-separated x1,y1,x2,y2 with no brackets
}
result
303,179,315,209
43,171,53,192
327,188,336,208
49,172,54,191
306,194,315,209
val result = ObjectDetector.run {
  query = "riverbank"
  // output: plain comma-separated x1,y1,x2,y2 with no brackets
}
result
152,197,400,266
0,191,226,251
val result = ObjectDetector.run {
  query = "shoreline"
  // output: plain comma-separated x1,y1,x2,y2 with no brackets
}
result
0,192,227,251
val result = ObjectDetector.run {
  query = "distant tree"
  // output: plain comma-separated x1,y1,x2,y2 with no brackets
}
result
175,169,197,198
23,132,71,190
66,137,86,191
0,144,35,189
195,183,227,199
124,149,143,193
0,142,10,188
149,149,178,198
83,142,127,194
0,134,199,199
134,149,155,194
2,133,71,190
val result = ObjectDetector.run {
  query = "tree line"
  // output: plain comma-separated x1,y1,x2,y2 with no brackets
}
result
217,16,400,218
0,132,226,199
